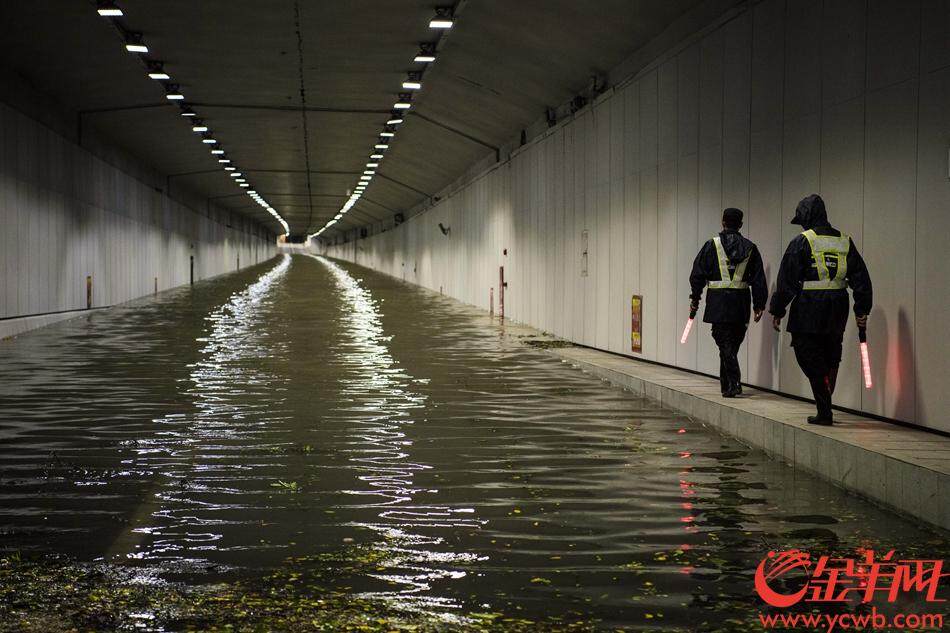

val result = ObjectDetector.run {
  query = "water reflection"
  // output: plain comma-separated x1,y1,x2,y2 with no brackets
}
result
311,255,484,619
0,253,945,631
116,254,292,571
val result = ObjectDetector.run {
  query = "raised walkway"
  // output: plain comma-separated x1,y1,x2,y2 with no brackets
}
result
547,345,949,531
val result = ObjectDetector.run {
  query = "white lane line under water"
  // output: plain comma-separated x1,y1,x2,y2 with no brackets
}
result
309,255,486,620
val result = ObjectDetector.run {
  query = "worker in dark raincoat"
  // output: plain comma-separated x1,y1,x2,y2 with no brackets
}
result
769,194,872,425
689,208,768,397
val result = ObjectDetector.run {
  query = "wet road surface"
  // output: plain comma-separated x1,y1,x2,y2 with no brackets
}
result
0,254,946,631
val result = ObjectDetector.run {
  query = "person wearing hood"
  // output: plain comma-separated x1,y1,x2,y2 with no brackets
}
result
769,194,872,426
689,208,768,397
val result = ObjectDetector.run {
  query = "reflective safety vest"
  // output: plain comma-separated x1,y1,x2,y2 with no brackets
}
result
801,229,849,290
707,236,750,289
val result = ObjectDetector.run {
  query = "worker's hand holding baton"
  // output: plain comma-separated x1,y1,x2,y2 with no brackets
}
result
681,299,699,344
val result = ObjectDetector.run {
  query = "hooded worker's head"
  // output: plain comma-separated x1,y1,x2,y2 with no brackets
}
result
722,207,743,230
790,194,828,229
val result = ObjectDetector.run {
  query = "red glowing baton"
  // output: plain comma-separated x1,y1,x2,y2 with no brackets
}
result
680,308,698,344
858,325,872,389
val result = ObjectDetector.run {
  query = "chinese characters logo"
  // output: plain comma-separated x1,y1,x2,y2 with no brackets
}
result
755,549,946,608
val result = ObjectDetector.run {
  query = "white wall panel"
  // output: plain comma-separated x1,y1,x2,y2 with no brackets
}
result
819,97,866,411
822,0,867,108
675,155,699,370
746,0,786,390
593,98,611,351
921,0,950,72
638,70,659,360
622,84,640,355
867,0,921,91
0,103,277,328
608,93,626,354
915,68,950,431
696,31,724,376
322,0,945,431
656,61,678,365
864,80,919,422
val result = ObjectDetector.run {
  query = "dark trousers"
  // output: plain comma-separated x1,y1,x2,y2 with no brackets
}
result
711,323,747,394
791,332,843,419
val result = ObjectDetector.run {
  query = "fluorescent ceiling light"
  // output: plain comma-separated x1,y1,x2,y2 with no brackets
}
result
218,159,230,163
125,33,148,53
149,72,170,80
370,154,384,159
380,132,395,137
239,183,249,187
360,176,372,181
430,18,453,28
366,162,379,167
97,3,123,17
180,108,196,117
363,170,375,175
386,118,403,125
192,125,208,132
225,166,236,171
375,144,389,149
230,172,242,177
201,138,216,143
414,54,436,63
211,149,224,154
393,102,411,110
402,81,422,90
166,92,184,100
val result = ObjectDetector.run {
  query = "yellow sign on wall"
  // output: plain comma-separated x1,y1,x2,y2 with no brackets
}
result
631,295,642,353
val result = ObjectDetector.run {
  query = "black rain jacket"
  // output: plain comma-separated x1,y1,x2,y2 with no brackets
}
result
768,195,872,335
689,229,768,324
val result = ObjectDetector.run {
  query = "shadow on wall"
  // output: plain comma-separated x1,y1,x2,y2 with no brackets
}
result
892,307,917,423
752,263,780,387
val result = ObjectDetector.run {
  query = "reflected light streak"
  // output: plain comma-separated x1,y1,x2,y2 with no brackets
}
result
310,255,485,621
121,255,292,573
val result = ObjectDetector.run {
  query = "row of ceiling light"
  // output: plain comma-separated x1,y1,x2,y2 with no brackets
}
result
309,7,455,239
95,1,290,235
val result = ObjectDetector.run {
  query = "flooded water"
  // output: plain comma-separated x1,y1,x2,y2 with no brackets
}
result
0,254,945,631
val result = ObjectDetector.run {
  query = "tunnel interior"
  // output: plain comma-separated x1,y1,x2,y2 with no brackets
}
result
0,1,948,631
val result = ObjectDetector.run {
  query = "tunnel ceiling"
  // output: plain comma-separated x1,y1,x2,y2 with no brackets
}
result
0,0,705,237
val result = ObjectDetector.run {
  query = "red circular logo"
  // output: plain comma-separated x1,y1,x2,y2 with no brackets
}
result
755,550,812,607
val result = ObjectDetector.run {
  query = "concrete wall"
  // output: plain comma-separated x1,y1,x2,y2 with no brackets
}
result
320,0,950,433
0,100,277,336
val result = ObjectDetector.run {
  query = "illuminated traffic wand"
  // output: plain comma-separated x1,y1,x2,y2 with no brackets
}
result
858,326,872,389
680,307,698,344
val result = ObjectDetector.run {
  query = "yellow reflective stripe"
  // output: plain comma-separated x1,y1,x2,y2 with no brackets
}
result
801,229,850,290
733,255,749,283
708,237,750,289
713,237,730,282
803,279,847,290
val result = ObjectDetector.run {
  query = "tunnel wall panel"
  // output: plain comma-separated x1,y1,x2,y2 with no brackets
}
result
0,103,277,332
321,0,949,432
